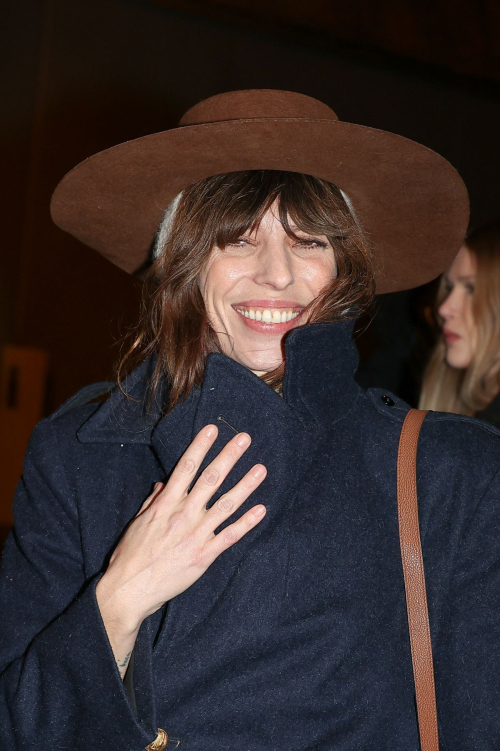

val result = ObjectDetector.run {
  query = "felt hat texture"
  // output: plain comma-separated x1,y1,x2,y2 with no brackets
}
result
50,89,469,293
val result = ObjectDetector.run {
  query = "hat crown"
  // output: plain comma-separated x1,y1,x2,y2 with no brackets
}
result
179,89,338,126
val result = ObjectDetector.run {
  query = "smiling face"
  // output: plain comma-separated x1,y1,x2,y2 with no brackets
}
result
144,170,374,410
199,201,337,374
438,244,478,369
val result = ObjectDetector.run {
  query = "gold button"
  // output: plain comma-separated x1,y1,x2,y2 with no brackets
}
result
145,728,169,750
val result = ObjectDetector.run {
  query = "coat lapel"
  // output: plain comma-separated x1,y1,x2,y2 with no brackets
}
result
76,321,365,659
150,322,363,647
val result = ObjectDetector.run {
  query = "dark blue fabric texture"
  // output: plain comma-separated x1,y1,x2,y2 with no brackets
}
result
1,320,499,750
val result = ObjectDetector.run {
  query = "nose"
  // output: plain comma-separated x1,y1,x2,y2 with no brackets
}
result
438,287,459,322
252,239,294,290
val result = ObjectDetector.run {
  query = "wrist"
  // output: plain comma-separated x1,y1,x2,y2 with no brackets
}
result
96,574,143,639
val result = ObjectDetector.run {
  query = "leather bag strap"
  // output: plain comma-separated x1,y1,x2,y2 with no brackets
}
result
397,408,439,751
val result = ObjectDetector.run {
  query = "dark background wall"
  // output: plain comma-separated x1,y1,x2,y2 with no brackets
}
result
2,0,500,413
151,0,500,82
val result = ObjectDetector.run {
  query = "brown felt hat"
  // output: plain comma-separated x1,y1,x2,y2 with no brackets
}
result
50,89,469,293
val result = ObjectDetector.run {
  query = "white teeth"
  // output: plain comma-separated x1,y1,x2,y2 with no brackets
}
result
235,307,301,324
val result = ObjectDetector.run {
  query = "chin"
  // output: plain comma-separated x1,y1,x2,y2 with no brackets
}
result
445,353,471,370
236,354,283,374
249,361,283,374
444,339,474,369
230,343,283,374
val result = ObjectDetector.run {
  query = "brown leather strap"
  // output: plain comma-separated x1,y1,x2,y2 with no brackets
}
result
397,409,439,751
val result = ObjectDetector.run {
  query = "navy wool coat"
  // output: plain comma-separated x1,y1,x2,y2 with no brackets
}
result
1,321,500,750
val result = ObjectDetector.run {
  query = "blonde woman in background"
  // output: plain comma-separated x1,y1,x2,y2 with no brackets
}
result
420,222,500,424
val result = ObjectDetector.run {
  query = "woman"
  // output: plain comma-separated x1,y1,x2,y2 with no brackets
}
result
1,90,499,751
420,223,500,424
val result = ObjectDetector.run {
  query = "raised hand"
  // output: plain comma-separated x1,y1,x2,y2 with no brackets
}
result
96,424,266,677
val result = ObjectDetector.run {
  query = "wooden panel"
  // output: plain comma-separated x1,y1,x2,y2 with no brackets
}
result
0,346,49,527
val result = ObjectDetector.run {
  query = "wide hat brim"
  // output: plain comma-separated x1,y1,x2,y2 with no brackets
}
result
50,91,469,293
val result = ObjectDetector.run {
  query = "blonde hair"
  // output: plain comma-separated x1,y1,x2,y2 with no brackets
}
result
419,222,500,415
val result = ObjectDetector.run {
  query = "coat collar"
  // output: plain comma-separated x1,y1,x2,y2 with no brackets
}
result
77,319,362,447
78,320,365,643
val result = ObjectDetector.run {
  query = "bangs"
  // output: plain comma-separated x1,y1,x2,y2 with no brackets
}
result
190,171,354,250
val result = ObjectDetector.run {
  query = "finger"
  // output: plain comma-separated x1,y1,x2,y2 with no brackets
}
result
206,504,267,561
161,424,219,499
202,464,267,533
135,482,165,520
188,431,252,505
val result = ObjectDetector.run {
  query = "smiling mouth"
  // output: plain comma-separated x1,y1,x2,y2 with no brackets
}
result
234,306,303,324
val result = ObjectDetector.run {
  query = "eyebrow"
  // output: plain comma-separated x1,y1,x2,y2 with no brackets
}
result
445,274,475,282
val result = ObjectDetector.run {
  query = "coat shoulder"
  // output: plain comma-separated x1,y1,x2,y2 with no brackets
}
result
49,381,116,421
19,383,117,483
46,363,158,447
364,387,412,427
421,407,500,472
365,385,500,449
365,386,500,481
45,381,117,439
366,386,500,434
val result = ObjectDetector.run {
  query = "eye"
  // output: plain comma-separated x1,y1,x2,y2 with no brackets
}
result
223,237,255,249
465,282,475,294
294,238,329,249
443,280,453,294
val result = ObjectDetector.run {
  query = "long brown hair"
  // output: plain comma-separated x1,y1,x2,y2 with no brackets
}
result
419,222,500,415
118,170,375,411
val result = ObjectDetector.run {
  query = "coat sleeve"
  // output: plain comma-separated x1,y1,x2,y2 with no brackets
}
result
0,419,154,750
435,463,500,750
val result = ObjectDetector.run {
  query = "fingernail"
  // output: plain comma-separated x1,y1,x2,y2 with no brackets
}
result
236,432,251,447
253,505,266,518
251,464,265,478
205,424,217,438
